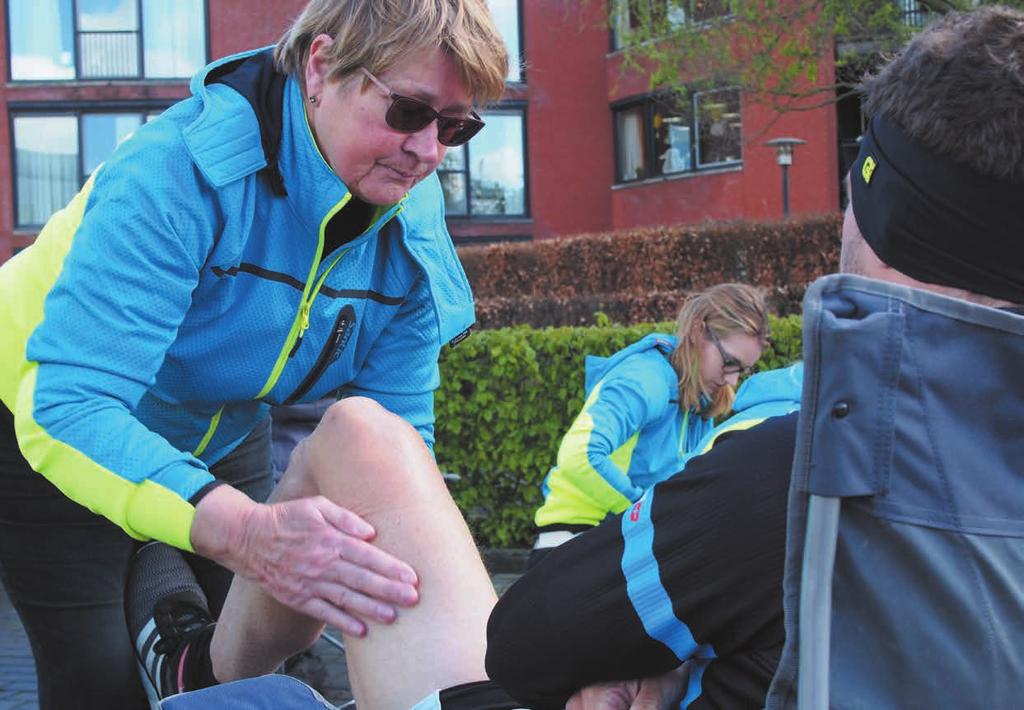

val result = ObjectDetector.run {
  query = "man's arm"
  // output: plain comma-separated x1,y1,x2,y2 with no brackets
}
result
487,413,798,709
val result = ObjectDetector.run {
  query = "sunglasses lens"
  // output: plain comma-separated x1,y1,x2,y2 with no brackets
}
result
437,117,484,147
385,94,484,147
386,97,435,132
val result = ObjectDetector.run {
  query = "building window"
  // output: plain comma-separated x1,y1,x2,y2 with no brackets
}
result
612,0,729,49
13,110,159,227
900,0,933,27
8,0,206,81
613,88,741,183
690,0,731,23
487,0,522,83
694,88,742,167
439,109,527,217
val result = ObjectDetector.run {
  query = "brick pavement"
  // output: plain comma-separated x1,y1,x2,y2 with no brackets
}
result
0,553,526,709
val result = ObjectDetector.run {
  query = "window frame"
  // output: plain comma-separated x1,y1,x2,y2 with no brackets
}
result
488,0,525,85
611,87,742,185
5,0,210,83
10,102,172,229
439,102,530,220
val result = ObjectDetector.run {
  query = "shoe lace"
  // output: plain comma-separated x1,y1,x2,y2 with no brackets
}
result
153,602,215,656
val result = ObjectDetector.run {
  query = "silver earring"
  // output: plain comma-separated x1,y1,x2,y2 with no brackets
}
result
309,95,318,105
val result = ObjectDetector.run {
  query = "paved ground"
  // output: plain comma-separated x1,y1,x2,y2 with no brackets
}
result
0,552,526,709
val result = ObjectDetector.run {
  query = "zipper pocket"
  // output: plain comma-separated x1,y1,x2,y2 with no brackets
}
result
284,304,356,405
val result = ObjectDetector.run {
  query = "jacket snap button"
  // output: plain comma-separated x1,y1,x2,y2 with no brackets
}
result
831,401,850,418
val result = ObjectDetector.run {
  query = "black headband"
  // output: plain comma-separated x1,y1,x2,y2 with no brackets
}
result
850,114,1024,303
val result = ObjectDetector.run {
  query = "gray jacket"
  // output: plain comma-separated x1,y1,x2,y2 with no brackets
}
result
766,274,1024,709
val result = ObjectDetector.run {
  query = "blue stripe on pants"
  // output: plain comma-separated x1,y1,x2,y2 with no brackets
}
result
620,488,716,708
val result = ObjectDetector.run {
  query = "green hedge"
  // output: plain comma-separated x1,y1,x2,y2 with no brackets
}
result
435,314,803,548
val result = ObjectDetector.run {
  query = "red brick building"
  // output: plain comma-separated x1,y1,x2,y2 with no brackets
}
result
0,0,841,262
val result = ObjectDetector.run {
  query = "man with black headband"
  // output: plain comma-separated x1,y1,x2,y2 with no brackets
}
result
488,6,1024,709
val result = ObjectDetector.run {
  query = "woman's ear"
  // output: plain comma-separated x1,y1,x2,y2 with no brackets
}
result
304,34,335,101
688,320,705,345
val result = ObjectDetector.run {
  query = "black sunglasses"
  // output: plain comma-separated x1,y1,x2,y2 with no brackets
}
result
360,68,485,147
707,328,754,378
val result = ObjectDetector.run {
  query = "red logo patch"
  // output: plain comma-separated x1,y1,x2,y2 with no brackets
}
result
629,500,643,522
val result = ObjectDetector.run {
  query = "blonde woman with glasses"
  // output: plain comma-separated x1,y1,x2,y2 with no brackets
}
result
529,283,770,567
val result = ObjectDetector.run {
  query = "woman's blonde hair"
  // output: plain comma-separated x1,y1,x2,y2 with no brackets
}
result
274,0,509,105
669,283,770,418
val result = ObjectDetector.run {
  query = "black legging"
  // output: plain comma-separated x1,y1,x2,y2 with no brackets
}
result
0,405,274,710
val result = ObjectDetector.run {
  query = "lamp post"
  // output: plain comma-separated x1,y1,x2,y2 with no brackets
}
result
765,137,806,217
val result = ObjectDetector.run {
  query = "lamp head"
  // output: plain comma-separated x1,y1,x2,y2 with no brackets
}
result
765,137,806,166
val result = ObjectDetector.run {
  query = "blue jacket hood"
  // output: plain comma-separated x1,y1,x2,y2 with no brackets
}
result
585,333,675,395
732,362,804,415
692,362,804,456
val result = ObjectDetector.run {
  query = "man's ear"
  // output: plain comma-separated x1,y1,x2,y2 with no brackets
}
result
304,34,335,100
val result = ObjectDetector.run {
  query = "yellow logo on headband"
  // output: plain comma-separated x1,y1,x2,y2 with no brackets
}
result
862,155,877,184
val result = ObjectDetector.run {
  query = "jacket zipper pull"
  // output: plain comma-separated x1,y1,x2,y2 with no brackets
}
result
289,302,313,358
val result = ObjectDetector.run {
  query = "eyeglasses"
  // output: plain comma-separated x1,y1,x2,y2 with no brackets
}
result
360,68,485,147
707,328,754,378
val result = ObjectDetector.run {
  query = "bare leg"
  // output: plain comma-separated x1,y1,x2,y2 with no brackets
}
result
211,397,497,709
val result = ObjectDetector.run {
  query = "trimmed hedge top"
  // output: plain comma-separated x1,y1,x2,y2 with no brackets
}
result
456,215,841,328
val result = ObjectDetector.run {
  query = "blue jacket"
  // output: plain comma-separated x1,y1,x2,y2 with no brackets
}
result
693,361,803,455
535,334,716,527
0,48,474,551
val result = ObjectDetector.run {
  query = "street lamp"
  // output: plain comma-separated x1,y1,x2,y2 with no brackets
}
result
764,137,806,218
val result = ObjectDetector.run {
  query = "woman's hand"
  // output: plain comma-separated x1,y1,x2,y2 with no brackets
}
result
191,484,419,636
566,666,689,710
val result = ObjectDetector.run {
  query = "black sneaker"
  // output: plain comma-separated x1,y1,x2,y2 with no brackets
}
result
125,542,217,706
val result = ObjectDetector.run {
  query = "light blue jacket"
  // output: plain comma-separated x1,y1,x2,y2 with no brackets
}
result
535,334,716,527
0,48,474,550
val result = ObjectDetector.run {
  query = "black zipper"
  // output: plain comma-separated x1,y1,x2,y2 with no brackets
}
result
284,305,356,405
288,327,306,358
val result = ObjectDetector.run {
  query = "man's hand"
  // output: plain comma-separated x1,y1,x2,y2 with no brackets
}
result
191,484,419,636
566,666,690,710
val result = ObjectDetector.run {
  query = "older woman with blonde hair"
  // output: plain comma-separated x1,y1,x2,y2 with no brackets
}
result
530,283,770,566
0,0,508,706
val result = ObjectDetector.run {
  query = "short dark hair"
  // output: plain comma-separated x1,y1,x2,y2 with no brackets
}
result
863,6,1024,182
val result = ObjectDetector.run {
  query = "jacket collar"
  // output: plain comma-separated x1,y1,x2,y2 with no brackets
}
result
185,47,404,239
278,75,362,236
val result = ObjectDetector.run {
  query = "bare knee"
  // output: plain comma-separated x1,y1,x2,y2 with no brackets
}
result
302,397,441,509
271,399,411,501
318,397,426,456
321,397,400,439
